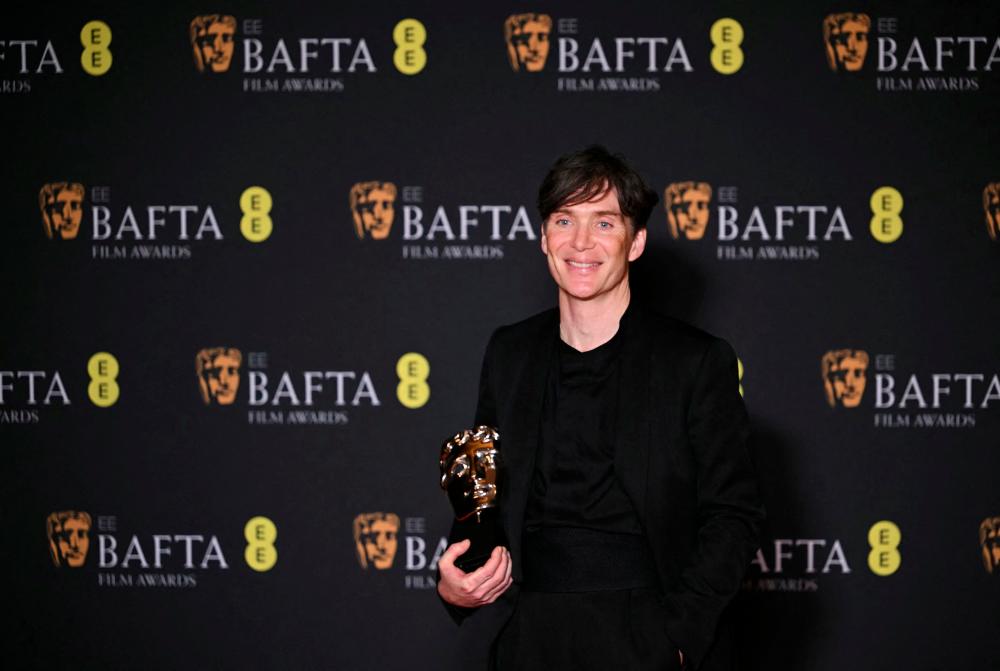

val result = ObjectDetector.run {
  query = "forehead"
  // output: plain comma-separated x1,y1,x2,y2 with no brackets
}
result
210,355,239,367
553,188,623,216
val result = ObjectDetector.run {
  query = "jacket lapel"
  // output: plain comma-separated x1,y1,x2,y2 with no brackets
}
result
614,304,652,524
502,310,557,576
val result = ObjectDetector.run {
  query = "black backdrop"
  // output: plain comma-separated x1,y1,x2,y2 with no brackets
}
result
4,2,999,669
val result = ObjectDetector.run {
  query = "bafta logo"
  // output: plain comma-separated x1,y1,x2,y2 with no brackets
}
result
350,181,397,240
981,516,1000,574
39,182,84,240
196,347,242,405
983,183,1000,241
823,13,871,72
47,511,92,568
822,349,869,408
504,13,552,72
353,512,400,570
665,182,712,240
190,14,237,73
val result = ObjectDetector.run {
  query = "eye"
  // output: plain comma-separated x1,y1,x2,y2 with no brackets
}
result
597,220,613,230
555,218,571,227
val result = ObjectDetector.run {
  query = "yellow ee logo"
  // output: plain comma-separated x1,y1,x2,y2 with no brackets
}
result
869,186,903,243
87,352,120,407
240,186,273,242
393,19,427,75
737,357,744,397
80,21,112,76
867,520,901,576
710,18,743,75
396,352,429,408
244,516,278,572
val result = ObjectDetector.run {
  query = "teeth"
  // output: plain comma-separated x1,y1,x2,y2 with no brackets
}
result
568,261,598,268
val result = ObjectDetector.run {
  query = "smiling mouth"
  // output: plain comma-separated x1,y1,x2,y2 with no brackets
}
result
567,260,600,269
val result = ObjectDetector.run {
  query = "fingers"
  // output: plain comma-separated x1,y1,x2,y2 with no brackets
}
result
480,550,513,604
471,547,509,595
437,545,512,608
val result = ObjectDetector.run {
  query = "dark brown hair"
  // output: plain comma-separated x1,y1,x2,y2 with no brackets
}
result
537,145,658,232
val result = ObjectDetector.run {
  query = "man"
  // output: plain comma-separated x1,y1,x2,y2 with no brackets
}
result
438,146,763,670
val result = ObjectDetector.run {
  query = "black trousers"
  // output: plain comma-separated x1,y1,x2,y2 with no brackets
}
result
491,588,682,671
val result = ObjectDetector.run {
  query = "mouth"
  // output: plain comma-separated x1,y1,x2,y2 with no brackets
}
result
566,260,600,271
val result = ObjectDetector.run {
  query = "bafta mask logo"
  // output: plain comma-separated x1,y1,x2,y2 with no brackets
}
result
350,181,397,240
190,14,237,73
196,347,242,405
504,13,552,72
981,516,1000,574
983,183,1000,242
353,512,400,570
47,511,92,568
822,349,869,408
823,13,871,72
665,182,712,240
39,182,85,240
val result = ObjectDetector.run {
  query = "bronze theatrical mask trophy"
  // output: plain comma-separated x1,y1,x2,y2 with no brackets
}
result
439,425,507,573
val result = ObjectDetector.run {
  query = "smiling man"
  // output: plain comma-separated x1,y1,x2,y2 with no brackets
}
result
438,146,763,670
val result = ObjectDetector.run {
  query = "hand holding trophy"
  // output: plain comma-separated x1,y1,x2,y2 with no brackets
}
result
439,425,508,572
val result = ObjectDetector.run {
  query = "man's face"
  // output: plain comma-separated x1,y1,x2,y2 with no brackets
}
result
831,19,868,71
56,517,90,567
43,189,83,239
829,355,867,407
204,354,240,404
361,519,397,569
357,188,395,239
196,21,235,72
511,20,550,71
541,188,646,303
670,188,711,239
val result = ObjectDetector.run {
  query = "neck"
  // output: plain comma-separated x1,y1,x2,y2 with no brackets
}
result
558,281,631,352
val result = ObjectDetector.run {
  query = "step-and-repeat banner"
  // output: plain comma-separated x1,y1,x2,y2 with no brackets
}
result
3,2,999,669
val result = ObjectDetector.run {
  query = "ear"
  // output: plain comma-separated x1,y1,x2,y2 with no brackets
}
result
627,227,647,262
540,229,549,256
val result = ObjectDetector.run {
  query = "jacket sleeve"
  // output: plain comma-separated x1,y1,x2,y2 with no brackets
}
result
661,337,765,668
439,331,499,625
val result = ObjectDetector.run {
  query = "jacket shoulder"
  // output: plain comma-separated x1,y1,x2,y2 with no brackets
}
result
489,308,558,349
634,307,736,362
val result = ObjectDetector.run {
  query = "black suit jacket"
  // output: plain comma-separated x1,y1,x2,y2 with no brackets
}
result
448,304,763,670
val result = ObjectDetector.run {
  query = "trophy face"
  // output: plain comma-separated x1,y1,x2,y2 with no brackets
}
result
440,426,500,521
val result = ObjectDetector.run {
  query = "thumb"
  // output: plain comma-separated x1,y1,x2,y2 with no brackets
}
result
441,538,471,566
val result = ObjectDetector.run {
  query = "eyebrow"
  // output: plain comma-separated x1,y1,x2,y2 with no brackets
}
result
552,209,623,218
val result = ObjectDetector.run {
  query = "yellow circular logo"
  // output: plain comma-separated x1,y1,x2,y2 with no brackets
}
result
244,516,278,572
80,21,113,76
393,19,427,75
240,186,273,242
869,186,903,243
867,520,901,576
87,352,119,407
710,18,744,75
396,352,430,408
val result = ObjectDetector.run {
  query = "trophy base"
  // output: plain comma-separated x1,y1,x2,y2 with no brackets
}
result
448,508,507,573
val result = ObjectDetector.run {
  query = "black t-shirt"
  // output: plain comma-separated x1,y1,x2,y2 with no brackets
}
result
524,309,643,535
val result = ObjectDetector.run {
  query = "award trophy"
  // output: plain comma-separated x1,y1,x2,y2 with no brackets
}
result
439,425,507,573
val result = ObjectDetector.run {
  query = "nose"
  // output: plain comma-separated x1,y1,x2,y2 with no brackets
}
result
571,221,594,250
